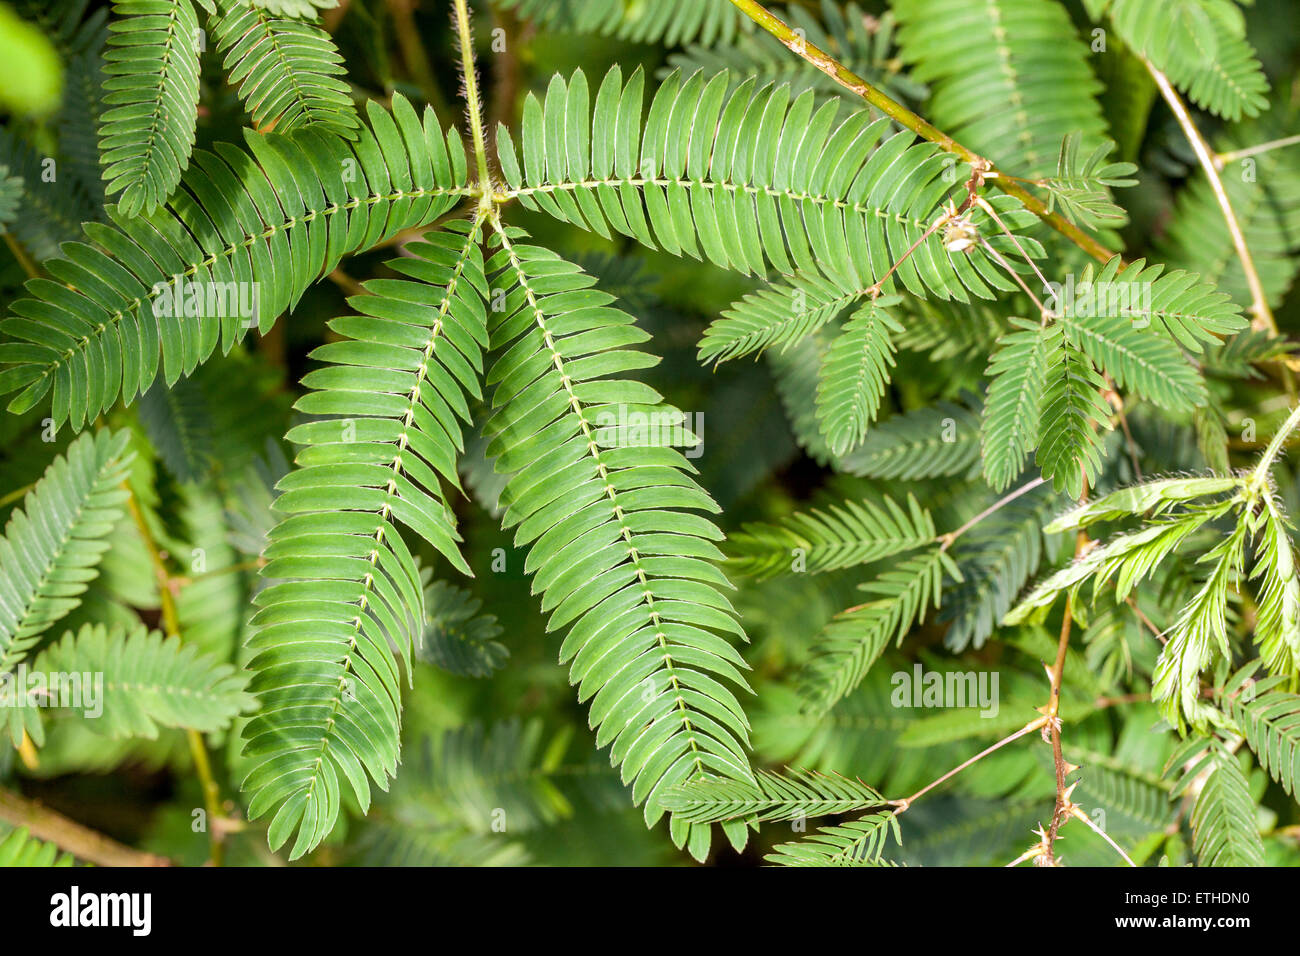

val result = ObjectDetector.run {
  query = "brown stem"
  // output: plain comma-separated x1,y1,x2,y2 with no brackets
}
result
1143,57,1276,336
1042,521,1090,863
939,476,1047,551
0,787,172,867
890,715,1049,813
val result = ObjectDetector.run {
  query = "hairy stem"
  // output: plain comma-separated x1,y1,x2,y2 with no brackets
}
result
726,0,1117,264
1249,401,1300,491
1144,58,1277,336
453,0,493,193
1043,520,1091,863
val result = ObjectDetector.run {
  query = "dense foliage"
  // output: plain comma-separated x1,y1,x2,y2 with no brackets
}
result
0,0,1299,868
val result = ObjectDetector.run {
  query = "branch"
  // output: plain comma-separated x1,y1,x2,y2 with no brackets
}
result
3,232,40,280
1215,133,1300,170
726,0,1118,264
1042,518,1091,864
1143,57,1277,335
1068,804,1137,867
890,715,1049,813
0,787,172,867
938,476,1047,551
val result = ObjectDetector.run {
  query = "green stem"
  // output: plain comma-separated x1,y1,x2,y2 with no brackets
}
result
0,481,33,509
3,233,40,280
453,0,493,194
123,482,225,867
725,0,1118,264
1250,403,1300,491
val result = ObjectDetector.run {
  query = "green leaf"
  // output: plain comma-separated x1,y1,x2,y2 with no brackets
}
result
213,0,360,138
799,547,958,715
417,576,508,678
506,66,1042,300
727,493,935,580
242,219,488,860
893,0,1109,180
981,322,1049,492
0,429,134,680
838,400,982,481
815,295,904,456
31,622,255,738
1034,323,1109,499
0,828,75,867
765,810,901,866
663,767,888,823
100,0,202,215
1105,0,1269,120
1,96,473,432
484,224,755,861
1166,736,1265,866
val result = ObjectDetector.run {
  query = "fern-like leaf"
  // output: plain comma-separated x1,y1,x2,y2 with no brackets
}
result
1041,133,1137,230
1151,524,1246,728
727,493,935,580
1054,255,1245,353
0,429,133,677
212,0,360,138
799,547,957,715
663,767,888,824
1102,0,1269,120
242,219,487,860
1,96,473,431
815,294,904,456
497,66,1041,299
1248,495,1300,678
417,576,508,678
838,400,982,480
32,622,255,737
251,0,338,17
697,273,860,365
1034,324,1110,499
484,225,755,860
1166,735,1265,866
99,0,202,215
893,0,1109,179
495,0,743,46
765,810,900,866
981,322,1048,492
